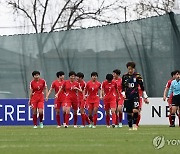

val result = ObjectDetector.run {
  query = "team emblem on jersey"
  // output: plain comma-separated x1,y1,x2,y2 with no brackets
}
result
133,78,136,82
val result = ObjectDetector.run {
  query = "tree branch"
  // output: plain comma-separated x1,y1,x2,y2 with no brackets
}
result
50,0,71,33
41,0,49,33
67,0,84,30
8,1,38,33
33,0,38,33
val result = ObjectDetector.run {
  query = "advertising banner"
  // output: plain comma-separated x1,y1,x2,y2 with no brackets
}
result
0,99,127,125
0,98,176,126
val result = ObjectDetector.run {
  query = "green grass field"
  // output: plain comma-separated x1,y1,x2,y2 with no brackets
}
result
0,125,179,154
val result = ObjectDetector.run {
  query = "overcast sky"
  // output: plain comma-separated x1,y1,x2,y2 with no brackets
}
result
0,0,178,36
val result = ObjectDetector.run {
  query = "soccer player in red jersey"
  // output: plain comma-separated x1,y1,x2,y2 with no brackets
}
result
112,69,124,128
84,72,102,128
56,71,81,128
163,70,180,127
102,74,119,128
46,71,66,128
28,71,48,128
76,72,91,128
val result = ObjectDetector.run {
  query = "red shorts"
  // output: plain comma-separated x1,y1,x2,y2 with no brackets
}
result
79,99,86,109
87,96,99,104
64,97,78,110
30,94,44,109
104,102,116,110
63,102,78,110
103,96,116,110
104,96,116,104
87,102,100,110
118,97,124,106
54,98,64,109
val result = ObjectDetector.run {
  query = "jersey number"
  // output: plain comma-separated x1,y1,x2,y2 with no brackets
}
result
128,83,134,88
134,102,139,108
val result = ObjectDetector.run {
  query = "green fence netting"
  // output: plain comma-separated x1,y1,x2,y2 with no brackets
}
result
0,12,179,98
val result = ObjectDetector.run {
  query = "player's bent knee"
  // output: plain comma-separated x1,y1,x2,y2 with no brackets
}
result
133,109,139,113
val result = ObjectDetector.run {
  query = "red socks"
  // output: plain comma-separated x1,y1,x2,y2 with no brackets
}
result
93,114,98,126
112,113,116,125
74,114,77,125
119,112,122,123
106,114,110,126
81,114,85,126
56,115,61,126
33,114,37,126
65,114,70,125
169,114,172,126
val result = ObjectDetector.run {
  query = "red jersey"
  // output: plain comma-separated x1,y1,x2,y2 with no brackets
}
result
102,80,117,100
113,78,122,93
166,79,173,101
51,79,66,100
30,78,47,95
86,80,101,101
138,85,143,97
166,79,173,89
63,80,79,100
113,78,123,100
77,80,86,100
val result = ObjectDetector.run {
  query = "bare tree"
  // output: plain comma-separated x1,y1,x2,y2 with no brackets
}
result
6,0,127,33
6,0,132,83
134,0,174,18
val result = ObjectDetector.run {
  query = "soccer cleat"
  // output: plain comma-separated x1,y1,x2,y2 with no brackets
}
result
79,125,85,128
115,125,118,128
106,125,110,128
118,123,123,128
88,124,92,128
133,124,138,131
129,128,132,131
39,122,44,128
33,125,37,129
92,125,96,128
74,125,78,128
57,125,61,128
112,124,115,128
169,124,175,127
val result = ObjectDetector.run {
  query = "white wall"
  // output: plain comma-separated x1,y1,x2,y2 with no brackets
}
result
140,98,179,125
